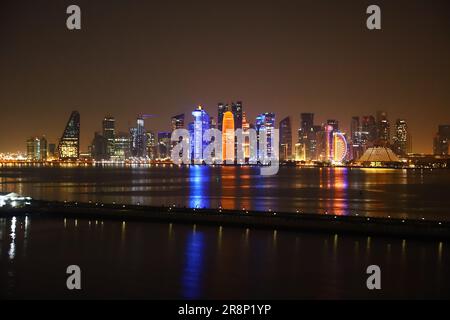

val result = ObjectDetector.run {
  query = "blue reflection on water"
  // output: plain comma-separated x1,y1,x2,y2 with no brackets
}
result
189,166,210,209
182,230,205,299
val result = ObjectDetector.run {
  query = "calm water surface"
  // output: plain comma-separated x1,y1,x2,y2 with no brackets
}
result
1,166,450,220
0,216,449,299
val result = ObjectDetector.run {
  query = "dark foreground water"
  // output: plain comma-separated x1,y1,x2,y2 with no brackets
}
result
0,216,449,299
1,165,450,220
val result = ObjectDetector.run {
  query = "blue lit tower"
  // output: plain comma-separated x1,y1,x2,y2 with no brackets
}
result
256,112,276,161
191,106,210,162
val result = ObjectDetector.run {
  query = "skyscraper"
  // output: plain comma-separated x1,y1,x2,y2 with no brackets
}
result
146,131,157,160
256,112,276,160
91,132,108,161
376,111,390,146
131,117,146,158
350,116,364,160
392,119,411,157
157,132,172,159
114,132,131,161
298,113,315,160
58,111,80,161
434,125,450,156
26,137,40,161
242,112,251,160
361,115,377,146
217,103,227,132
279,116,292,161
40,136,48,161
231,101,243,130
102,116,116,159
191,106,210,162
222,111,235,162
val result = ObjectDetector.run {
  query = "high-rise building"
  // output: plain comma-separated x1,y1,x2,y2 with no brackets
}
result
222,111,235,162
40,136,48,161
256,112,276,160
242,112,251,160
231,101,243,130
298,113,315,160
171,114,185,155
192,106,210,162
58,111,80,161
102,116,115,159
434,125,450,156
361,115,377,146
146,131,157,160
131,117,146,158
157,132,171,159
26,137,40,161
315,124,333,162
217,103,227,132
279,117,292,161
48,143,56,160
91,132,108,161
350,116,365,160
376,111,390,146
113,132,131,161
392,119,411,157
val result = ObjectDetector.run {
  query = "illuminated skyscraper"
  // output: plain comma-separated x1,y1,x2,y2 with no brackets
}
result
146,131,157,160
40,136,48,161
58,111,80,161
361,115,377,145
222,111,235,162
376,111,390,146
256,112,276,160
102,116,116,159
26,137,40,161
131,117,146,158
298,113,315,160
114,132,131,161
279,116,292,161
392,119,411,157
191,106,210,162
157,132,172,159
350,116,364,160
217,103,227,132
231,101,243,130
434,125,450,156
242,112,251,160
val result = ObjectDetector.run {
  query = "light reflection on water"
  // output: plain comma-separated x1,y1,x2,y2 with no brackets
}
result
0,217,448,299
182,228,204,299
1,166,450,220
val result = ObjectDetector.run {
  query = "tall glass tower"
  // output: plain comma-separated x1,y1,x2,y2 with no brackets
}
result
191,106,210,162
58,111,80,161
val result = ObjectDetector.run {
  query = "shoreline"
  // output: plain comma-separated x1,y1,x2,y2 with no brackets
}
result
1,200,449,240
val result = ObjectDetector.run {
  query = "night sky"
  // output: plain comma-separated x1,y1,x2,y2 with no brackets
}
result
0,0,449,153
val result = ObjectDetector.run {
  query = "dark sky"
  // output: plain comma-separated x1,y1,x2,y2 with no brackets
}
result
1,0,449,153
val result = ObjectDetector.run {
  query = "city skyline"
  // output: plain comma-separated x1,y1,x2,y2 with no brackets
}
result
5,106,450,158
1,0,450,153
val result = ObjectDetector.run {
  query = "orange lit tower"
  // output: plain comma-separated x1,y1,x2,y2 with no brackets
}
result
222,111,235,162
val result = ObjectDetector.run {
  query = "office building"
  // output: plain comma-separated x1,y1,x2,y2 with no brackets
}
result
58,111,80,161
